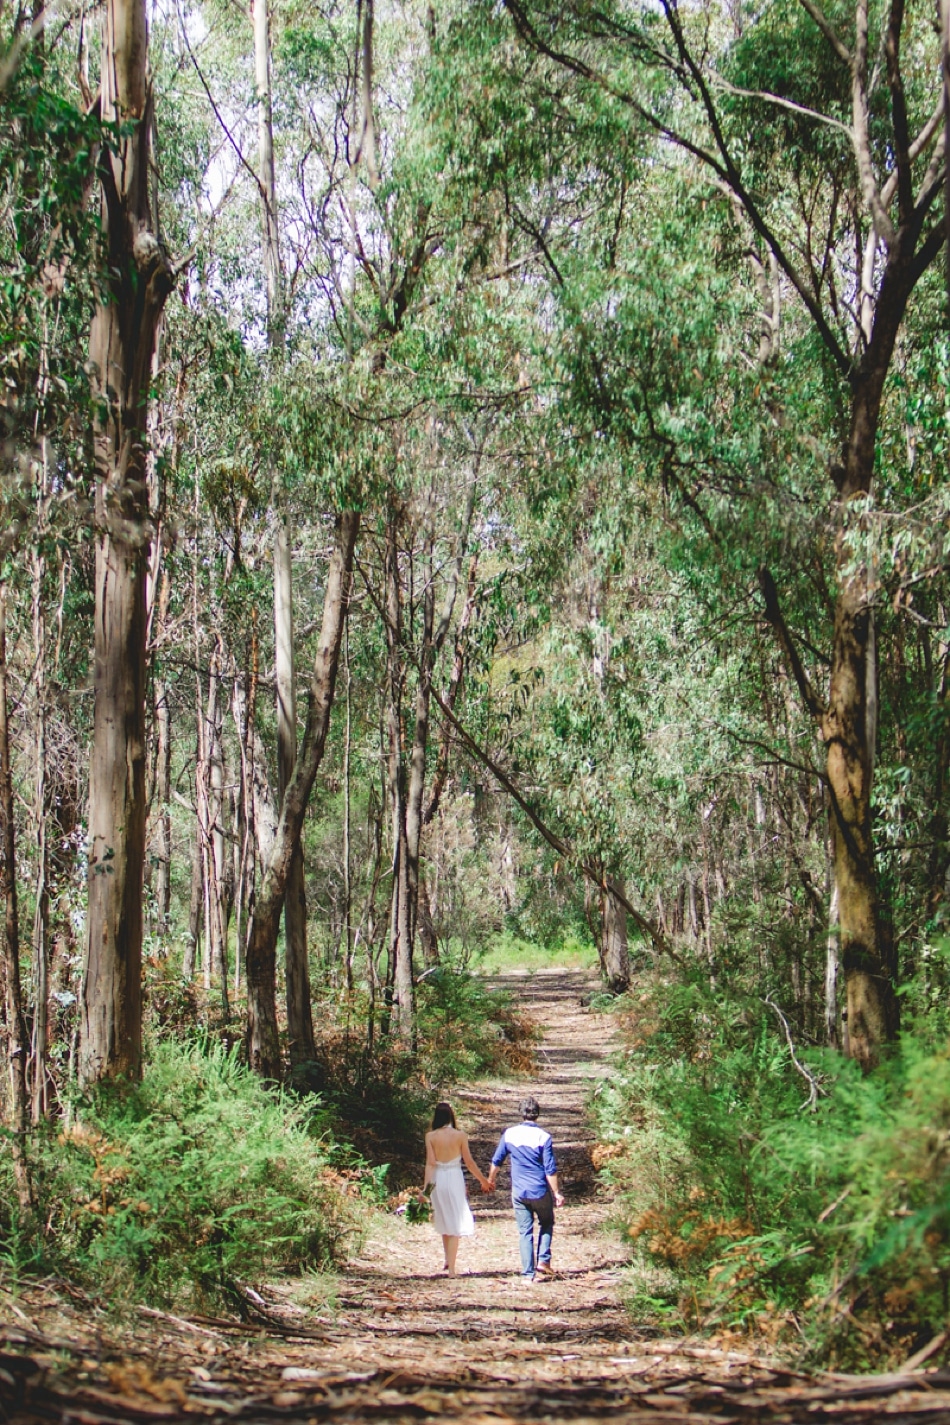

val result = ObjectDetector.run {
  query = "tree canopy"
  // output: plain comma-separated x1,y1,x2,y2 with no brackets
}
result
0,0,948,1364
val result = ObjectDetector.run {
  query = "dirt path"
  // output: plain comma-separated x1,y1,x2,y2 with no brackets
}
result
337,968,632,1369
6,969,950,1423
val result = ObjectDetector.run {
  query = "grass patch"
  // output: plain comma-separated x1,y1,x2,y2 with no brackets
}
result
475,930,598,975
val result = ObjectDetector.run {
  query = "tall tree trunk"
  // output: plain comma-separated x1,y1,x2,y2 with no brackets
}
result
384,516,414,1038
700,818,715,977
394,482,476,1036
231,635,262,996
600,877,630,994
81,0,174,1085
245,511,358,1078
926,629,950,915
424,553,477,827
417,870,439,968
207,640,231,1017
30,543,50,1120
761,260,917,1067
253,0,283,349
825,883,840,1050
196,640,217,992
822,256,923,1066
183,821,202,981
152,574,172,936
395,572,435,1036
275,514,314,1064
253,0,314,1060
0,590,32,1211
232,636,277,867
342,622,354,990
824,587,898,1067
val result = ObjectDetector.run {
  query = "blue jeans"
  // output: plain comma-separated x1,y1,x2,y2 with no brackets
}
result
514,1194,554,1277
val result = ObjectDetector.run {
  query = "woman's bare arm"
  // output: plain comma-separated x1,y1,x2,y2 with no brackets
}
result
460,1133,490,1191
423,1133,436,1188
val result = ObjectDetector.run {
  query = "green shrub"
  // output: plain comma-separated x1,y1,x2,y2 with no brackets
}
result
0,1038,361,1309
593,977,950,1366
285,970,537,1186
416,968,539,1082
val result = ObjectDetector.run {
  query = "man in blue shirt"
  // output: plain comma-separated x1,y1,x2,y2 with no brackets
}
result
488,1096,564,1281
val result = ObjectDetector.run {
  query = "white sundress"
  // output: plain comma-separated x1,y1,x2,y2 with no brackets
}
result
430,1157,475,1237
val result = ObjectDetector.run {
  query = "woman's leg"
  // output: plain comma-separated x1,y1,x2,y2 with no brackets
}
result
444,1235,460,1276
441,1235,451,1270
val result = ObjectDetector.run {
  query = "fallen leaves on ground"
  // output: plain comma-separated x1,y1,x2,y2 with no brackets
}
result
5,973,950,1424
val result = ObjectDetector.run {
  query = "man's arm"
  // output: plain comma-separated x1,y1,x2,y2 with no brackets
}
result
487,1132,508,1189
542,1135,563,1206
545,1172,564,1208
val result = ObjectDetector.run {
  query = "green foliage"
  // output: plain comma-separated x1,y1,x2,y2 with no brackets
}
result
416,967,539,1082
0,1040,360,1309
288,969,537,1179
285,1017,431,1165
477,930,598,975
594,977,950,1364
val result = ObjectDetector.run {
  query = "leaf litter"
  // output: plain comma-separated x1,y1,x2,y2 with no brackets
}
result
4,972,950,1423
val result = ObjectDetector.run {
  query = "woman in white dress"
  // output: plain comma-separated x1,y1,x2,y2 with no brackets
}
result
422,1102,492,1276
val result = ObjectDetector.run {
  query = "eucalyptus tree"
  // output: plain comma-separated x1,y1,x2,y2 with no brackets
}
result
363,423,483,1036
487,0,947,1066
0,0,179,1087
244,0,536,1045
252,0,315,1066
79,0,179,1084
1,7,102,1117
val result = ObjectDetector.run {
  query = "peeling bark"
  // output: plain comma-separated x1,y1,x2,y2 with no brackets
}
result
81,0,175,1085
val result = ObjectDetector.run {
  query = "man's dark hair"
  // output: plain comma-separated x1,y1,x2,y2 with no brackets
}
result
431,1101,457,1129
520,1096,540,1121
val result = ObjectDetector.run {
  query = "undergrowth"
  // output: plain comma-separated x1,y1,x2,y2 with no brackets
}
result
0,964,538,1304
476,929,598,975
0,1038,364,1311
592,976,950,1368
144,960,537,1182
285,969,538,1184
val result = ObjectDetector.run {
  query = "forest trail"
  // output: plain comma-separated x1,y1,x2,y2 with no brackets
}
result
6,969,950,1423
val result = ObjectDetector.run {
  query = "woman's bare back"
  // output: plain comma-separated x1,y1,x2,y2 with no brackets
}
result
426,1125,467,1162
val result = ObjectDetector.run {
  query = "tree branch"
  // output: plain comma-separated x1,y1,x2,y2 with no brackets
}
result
795,0,851,64
758,567,828,722
764,996,827,1108
706,73,851,136
432,455,480,657
884,0,913,226
908,219,947,288
175,0,271,216
502,0,851,374
430,688,684,964
853,0,897,244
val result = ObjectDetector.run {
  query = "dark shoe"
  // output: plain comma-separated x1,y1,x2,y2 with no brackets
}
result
534,1262,555,1277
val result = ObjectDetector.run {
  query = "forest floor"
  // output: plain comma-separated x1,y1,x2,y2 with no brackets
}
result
5,968,950,1423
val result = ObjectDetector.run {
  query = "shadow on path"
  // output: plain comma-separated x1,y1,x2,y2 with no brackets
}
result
6,969,950,1422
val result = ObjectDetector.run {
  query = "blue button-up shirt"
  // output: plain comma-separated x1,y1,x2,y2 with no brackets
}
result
492,1121,557,1201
